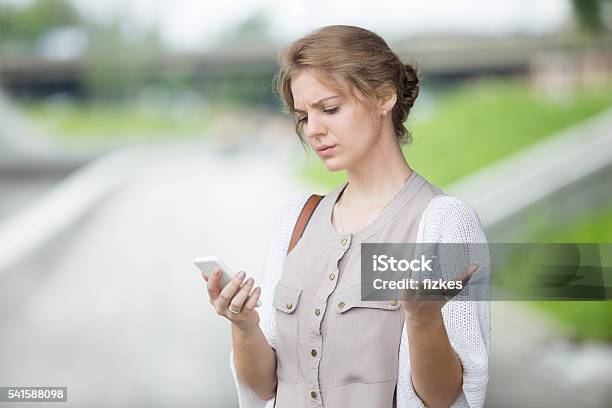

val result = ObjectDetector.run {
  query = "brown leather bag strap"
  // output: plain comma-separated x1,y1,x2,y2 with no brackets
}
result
287,194,324,255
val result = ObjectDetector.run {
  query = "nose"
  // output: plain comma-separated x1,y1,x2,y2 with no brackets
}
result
303,113,326,140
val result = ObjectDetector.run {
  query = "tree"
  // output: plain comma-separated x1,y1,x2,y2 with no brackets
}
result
212,9,274,51
0,0,80,42
82,20,164,100
570,0,612,34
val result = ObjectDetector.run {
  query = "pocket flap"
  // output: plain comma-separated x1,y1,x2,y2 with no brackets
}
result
337,284,401,314
273,283,303,314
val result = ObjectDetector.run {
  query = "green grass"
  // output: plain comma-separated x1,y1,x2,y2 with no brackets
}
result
528,206,612,244
19,99,216,140
300,78,612,189
528,206,612,342
532,301,612,341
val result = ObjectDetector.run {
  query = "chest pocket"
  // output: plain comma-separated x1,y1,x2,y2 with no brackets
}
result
273,283,302,384
333,284,403,386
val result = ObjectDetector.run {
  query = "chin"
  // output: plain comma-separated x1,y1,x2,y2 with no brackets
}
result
321,158,347,172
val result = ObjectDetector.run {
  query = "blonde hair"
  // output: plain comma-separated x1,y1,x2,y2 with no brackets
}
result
274,25,419,147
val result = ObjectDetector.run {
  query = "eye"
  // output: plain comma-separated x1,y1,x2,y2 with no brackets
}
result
296,106,339,124
323,106,339,114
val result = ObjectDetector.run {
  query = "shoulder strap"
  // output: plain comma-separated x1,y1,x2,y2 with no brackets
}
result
287,194,324,254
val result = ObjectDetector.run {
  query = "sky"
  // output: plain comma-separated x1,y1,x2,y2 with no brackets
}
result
6,0,574,52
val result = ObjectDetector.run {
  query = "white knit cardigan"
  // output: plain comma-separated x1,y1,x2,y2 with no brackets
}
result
230,192,491,408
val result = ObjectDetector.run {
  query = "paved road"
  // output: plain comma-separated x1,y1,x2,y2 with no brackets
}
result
0,147,310,407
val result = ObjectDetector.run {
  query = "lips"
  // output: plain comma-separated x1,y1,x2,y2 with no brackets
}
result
316,144,337,157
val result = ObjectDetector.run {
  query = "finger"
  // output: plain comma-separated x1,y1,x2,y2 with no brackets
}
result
458,263,479,297
243,287,261,311
206,267,223,300
228,277,255,312
459,263,479,286
440,285,461,300
201,271,209,283
216,271,247,310
441,263,480,300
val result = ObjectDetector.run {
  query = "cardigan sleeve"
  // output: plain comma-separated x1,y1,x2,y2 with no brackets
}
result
397,195,491,408
229,194,310,408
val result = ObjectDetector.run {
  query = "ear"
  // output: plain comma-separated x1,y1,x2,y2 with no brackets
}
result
377,84,397,115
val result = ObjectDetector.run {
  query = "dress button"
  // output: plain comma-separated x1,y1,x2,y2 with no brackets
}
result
341,238,348,246
329,272,335,280
337,301,345,309
315,308,321,316
286,302,293,310
311,391,317,399
311,349,317,357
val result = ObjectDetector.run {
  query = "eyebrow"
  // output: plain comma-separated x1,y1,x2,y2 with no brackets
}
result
293,95,340,113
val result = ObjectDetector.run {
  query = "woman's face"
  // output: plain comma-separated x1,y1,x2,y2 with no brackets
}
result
291,70,383,172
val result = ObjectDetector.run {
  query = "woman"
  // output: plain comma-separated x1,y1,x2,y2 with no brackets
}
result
202,25,490,408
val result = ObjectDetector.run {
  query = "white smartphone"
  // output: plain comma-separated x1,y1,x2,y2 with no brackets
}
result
193,256,261,307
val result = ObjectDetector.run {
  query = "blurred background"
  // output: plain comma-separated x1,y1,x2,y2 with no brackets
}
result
0,0,611,406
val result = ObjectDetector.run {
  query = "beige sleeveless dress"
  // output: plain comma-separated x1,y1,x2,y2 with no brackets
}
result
272,170,443,408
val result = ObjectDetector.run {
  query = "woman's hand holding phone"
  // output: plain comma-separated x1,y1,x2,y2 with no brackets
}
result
202,267,262,335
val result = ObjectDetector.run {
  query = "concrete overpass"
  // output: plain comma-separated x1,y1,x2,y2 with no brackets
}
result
2,32,610,100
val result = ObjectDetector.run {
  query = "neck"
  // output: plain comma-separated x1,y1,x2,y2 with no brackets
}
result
341,134,413,211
